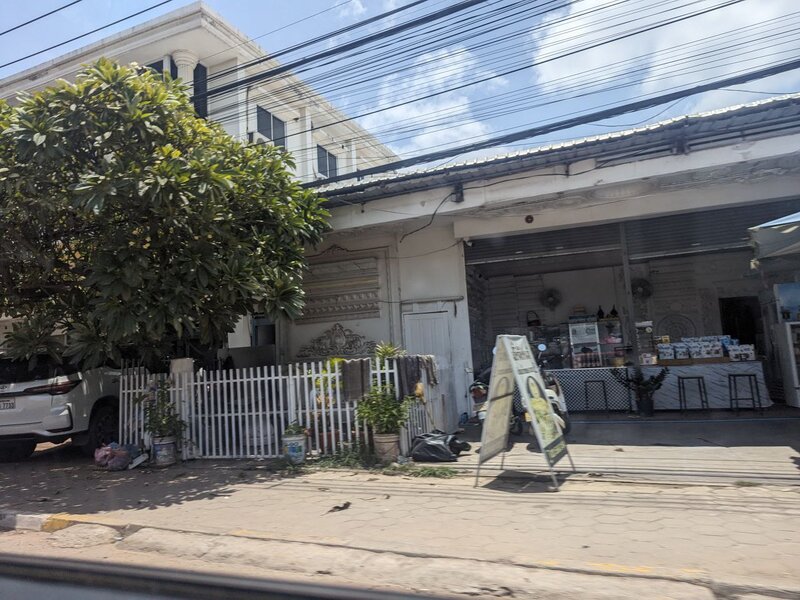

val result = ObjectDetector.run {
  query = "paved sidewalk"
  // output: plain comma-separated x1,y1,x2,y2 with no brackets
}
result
457,414,800,485
0,415,798,595
2,463,798,591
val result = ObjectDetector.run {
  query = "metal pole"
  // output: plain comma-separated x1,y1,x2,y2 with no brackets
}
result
619,222,641,368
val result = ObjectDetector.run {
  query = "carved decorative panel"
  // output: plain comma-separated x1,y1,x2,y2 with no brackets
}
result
296,323,377,359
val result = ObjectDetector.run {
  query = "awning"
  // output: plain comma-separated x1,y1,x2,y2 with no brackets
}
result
749,211,800,259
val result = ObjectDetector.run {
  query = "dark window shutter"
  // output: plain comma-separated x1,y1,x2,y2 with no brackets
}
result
169,58,178,80
272,116,286,149
257,107,271,139
328,153,338,177
193,63,208,118
317,145,328,177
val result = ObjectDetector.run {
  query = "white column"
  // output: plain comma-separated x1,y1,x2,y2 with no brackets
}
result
171,50,198,93
346,139,357,174
296,106,316,182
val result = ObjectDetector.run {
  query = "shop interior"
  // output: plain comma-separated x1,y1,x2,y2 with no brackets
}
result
465,199,800,411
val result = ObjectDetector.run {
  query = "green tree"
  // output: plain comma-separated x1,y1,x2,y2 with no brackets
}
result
0,59,329,367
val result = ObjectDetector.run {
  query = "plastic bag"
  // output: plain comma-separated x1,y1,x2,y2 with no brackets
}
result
410,430,471,463
94,445,112,467
107,448,131,471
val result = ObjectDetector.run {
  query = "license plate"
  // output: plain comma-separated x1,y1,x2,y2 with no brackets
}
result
0,400,15,410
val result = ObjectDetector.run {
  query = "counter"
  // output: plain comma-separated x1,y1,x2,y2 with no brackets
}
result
643,362,771,410
551,362,771,412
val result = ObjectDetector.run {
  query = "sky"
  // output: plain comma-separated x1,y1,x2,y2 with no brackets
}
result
1,0,799,167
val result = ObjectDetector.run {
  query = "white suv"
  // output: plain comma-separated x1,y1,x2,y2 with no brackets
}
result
0,355,120,461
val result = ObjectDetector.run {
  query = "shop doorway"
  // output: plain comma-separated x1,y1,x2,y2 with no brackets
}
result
719,296,762,350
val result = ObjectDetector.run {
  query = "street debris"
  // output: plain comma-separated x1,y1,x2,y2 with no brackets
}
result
94,443,146,471
325,501,351,514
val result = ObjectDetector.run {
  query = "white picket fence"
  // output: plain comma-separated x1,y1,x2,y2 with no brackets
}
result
119,358,437,460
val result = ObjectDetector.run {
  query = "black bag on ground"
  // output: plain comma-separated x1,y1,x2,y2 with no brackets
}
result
411,430,472,462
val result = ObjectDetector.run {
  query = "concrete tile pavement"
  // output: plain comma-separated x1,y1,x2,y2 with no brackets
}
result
454,415,800,485
26,470,799,590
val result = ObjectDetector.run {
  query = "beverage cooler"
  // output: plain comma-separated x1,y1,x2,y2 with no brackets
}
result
777,321,800,407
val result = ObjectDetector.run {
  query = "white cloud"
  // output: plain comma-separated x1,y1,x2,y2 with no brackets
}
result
337,0,367,19
529,0,800,117
359,46,496,156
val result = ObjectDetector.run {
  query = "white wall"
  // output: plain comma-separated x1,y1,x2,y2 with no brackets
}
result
396,225,473,416
281,224,474,419
541,268,625,324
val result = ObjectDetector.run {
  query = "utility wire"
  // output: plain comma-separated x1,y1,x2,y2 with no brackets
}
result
202,0,635,134
195,0,489,100
308,56,800,187
0,0,84,38
0,0,174,71
205,0,747,148
195,0,360,66
284,0,747,142
205,0,434,84
236,0,776,166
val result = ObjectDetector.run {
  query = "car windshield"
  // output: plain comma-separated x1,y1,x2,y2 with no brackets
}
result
0,356,78,384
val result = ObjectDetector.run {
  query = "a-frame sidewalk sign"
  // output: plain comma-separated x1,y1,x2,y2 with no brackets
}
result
475,335,576,490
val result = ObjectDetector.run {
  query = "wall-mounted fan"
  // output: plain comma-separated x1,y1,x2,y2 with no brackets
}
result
540,288,563,310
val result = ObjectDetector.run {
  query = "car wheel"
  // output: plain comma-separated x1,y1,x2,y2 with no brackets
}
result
80,404,118,456
0,440,36,462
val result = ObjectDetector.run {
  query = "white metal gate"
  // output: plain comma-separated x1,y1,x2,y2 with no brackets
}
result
119,357,437,460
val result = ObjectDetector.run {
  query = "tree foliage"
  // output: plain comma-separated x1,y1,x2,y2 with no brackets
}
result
0,59,329,366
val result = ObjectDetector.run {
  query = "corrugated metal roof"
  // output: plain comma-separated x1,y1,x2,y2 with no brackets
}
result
318,93,800,201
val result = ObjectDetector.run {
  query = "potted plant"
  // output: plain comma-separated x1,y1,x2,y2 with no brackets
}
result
282,421,308,465
138,379,185,467
612,367,669,416
357,384,414,464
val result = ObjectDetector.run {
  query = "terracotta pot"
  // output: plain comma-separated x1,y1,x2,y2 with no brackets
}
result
372,432,400,464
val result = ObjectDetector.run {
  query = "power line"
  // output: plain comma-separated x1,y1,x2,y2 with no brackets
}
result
206,0,748,151
307,56,800,187
236,0,776,168
284,0,747,143
205,0,434,85
0,0,84,38
201,0,641,137
195,0,360,66
0,0,174,71
195,0,489,101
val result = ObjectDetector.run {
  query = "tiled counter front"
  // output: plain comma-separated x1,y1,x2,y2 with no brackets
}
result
551,362,771,412
642,362,771,410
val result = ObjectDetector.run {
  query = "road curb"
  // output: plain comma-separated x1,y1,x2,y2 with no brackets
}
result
5,513,800,599
0,511,129,534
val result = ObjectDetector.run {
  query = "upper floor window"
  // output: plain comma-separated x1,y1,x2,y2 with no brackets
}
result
317,145,338,178
256,107,286,148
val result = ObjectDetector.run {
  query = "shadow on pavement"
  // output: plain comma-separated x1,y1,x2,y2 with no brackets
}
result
481,470,564,493
0,442,294,516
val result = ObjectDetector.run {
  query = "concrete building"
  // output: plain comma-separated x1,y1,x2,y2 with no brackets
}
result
291,94,800,419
